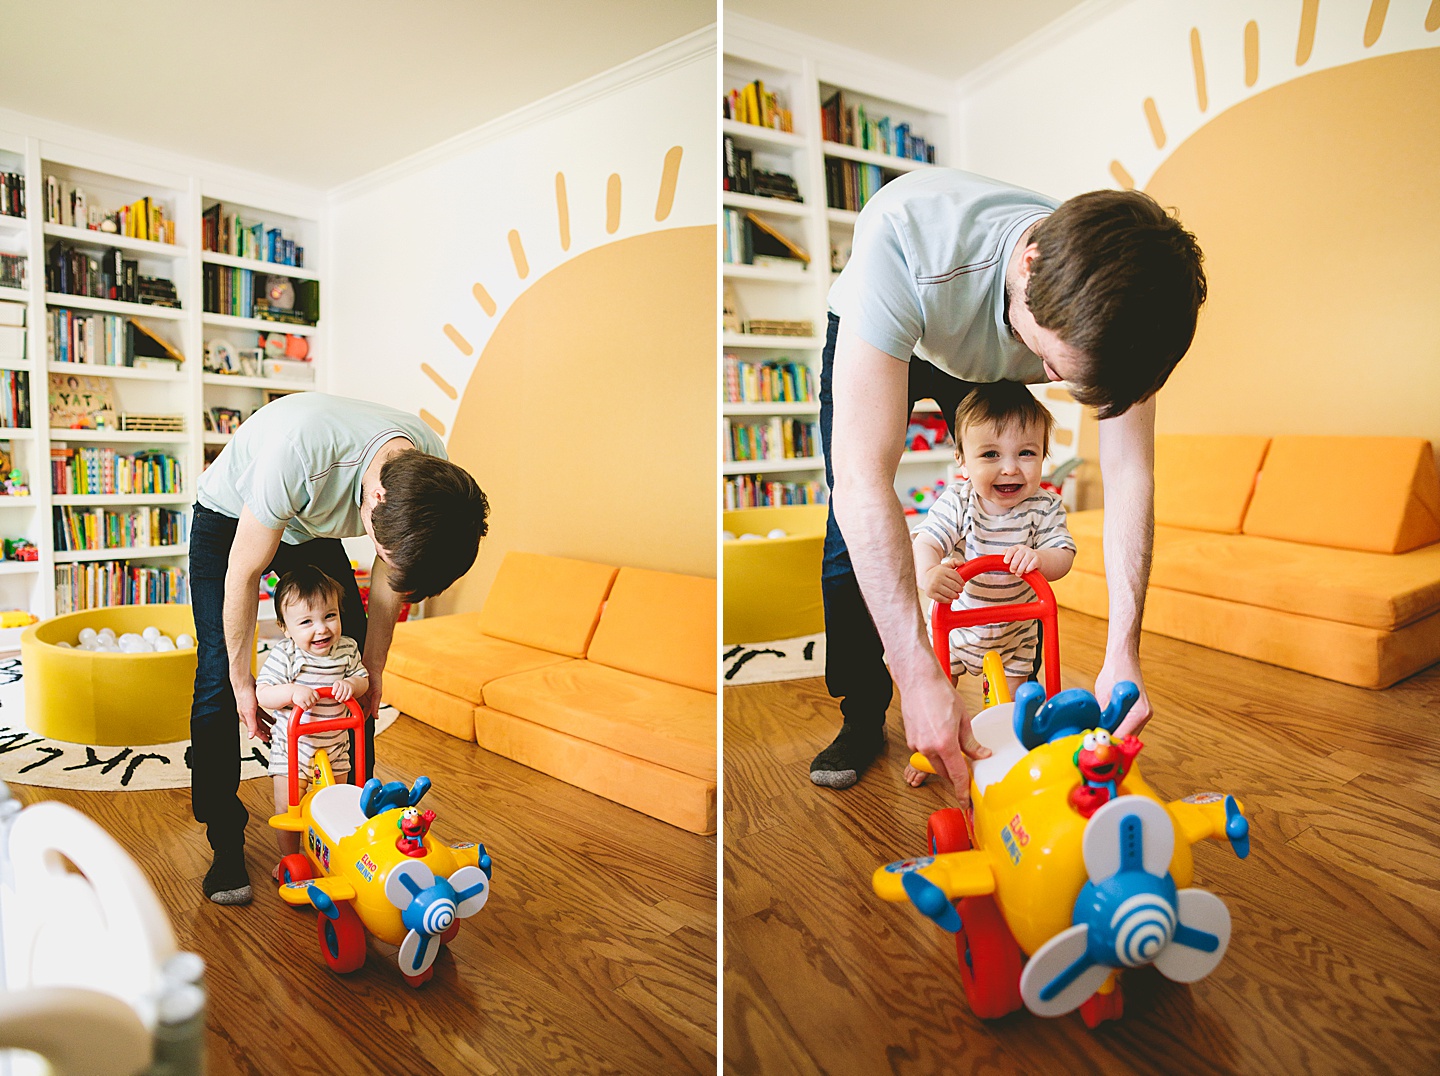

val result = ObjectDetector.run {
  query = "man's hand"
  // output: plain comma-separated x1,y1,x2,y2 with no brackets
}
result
1002,545,1040,576
905,672,991,809
290,684,320,711
235,675,263,741
922,560,964,603
1096,651,1152,738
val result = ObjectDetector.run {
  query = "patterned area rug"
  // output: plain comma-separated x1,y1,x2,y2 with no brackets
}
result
0,652,397,792
723,633,826,686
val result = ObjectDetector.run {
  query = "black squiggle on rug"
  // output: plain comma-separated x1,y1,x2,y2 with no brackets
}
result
725,648,786,680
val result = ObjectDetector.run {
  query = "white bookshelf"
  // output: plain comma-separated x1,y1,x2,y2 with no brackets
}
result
722,34,953,512
0,133,326,619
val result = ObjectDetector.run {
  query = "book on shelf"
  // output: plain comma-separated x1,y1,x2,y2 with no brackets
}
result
204,266,318,324
50,445,183,496
0,375,30,429
53,505,186,553
825,159,892,213
0,253,25,290
55,561,188,614
725,416,818,462
43,177,176,243
723,79,793,132
45,310,184,368
724,474,826,510
0,171,24,218
45,243,177,306
723,355,816,404
721,136,802,202
723,210,809,267
202,202,304,268
820,91,937,163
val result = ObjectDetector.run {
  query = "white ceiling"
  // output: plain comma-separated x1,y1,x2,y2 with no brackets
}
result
0,0,714,191
725,0,1092,82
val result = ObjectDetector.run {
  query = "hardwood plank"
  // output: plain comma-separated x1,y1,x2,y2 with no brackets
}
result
11,713,716,1075
723,609,1440,1074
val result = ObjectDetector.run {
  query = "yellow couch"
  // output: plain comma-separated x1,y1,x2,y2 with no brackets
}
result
1052,434,1440,688
382,552,716,834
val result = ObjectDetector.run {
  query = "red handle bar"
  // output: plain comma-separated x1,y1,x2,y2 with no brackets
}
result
285,685,367,808
930,554,1061,697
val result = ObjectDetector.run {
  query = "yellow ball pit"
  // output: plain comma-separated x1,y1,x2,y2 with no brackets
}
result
21,604,201,746
723,504,828,645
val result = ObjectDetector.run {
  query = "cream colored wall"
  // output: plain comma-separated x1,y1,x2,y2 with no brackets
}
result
953,4,1440,496
327,40,716,615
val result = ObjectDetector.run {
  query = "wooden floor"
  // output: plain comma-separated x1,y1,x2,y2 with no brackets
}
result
723,610,1440,1075
13,713,717,1076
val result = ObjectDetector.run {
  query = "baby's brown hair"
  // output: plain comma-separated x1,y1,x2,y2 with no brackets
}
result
273,565,346,630
952,382,1056,459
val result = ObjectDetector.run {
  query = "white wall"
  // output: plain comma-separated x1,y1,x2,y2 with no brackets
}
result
326,29,715,424
953,0,1438,197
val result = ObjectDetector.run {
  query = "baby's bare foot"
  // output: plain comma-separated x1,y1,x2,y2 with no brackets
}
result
904,763,929,788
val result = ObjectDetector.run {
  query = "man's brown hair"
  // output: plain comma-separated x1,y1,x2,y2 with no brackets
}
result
274,565,347,630
953,381,1056,459
1026,189,1206,420
370,451,489,602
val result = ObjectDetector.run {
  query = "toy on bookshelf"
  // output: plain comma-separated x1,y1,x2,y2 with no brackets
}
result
48,373,116,430
0,610,36,629
906,415,950,453
903,479,950,517
2,539,37,561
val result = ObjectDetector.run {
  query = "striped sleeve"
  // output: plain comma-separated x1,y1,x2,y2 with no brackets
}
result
255,643,294,686
339,637,366,678
1033,492,1076,551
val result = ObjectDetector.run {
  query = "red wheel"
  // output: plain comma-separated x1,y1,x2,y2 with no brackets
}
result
956,895,1025,1019
402,967,434,988
277,854,312,886
439,922,461,945
927,808,972,854
316,904,366,974
1080,982,1125,1028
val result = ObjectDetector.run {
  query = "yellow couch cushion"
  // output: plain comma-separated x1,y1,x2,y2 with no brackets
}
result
387,613,569,702
381,673,478,741
1053,568,1440,689
474,706,715,834
1154,434,1270,533
585,567,717,693
1067,513,1440,631
1242,436,1440,553
475,552,618,656
481,660,716,780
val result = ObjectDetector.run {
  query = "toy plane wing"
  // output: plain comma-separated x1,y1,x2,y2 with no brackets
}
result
872,850,997,903
1168,795,1245,847
279,876,357,908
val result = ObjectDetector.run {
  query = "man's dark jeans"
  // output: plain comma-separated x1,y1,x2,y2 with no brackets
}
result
818,312,980,730
188,502,376,853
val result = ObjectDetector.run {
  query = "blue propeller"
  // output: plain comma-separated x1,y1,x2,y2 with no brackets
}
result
901,871,962,934
1224,795,1250,859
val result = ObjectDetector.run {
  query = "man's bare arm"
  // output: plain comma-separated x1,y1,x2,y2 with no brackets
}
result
829,323,989,801
359,556,406,720
225,507,285,738
1095,394,1156,736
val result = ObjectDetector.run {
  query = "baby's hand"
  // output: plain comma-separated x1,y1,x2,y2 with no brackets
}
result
330,680,353,703
290,685,320,710
923,560,965,603
1004,545,1040,576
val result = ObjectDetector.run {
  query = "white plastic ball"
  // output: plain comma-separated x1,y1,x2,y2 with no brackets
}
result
78,627,98,644
722,530,736,541
177,634,195,648
118,632,141,646
98,627,116,641
118,638,142,653
142,626,161,641
96,639,119,652
767,529,788,539
739,533,764,541
154,637,176,651
55,641,72,648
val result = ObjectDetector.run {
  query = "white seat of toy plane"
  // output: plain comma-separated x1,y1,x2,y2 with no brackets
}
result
969,703,1029,794
309,783,367,843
